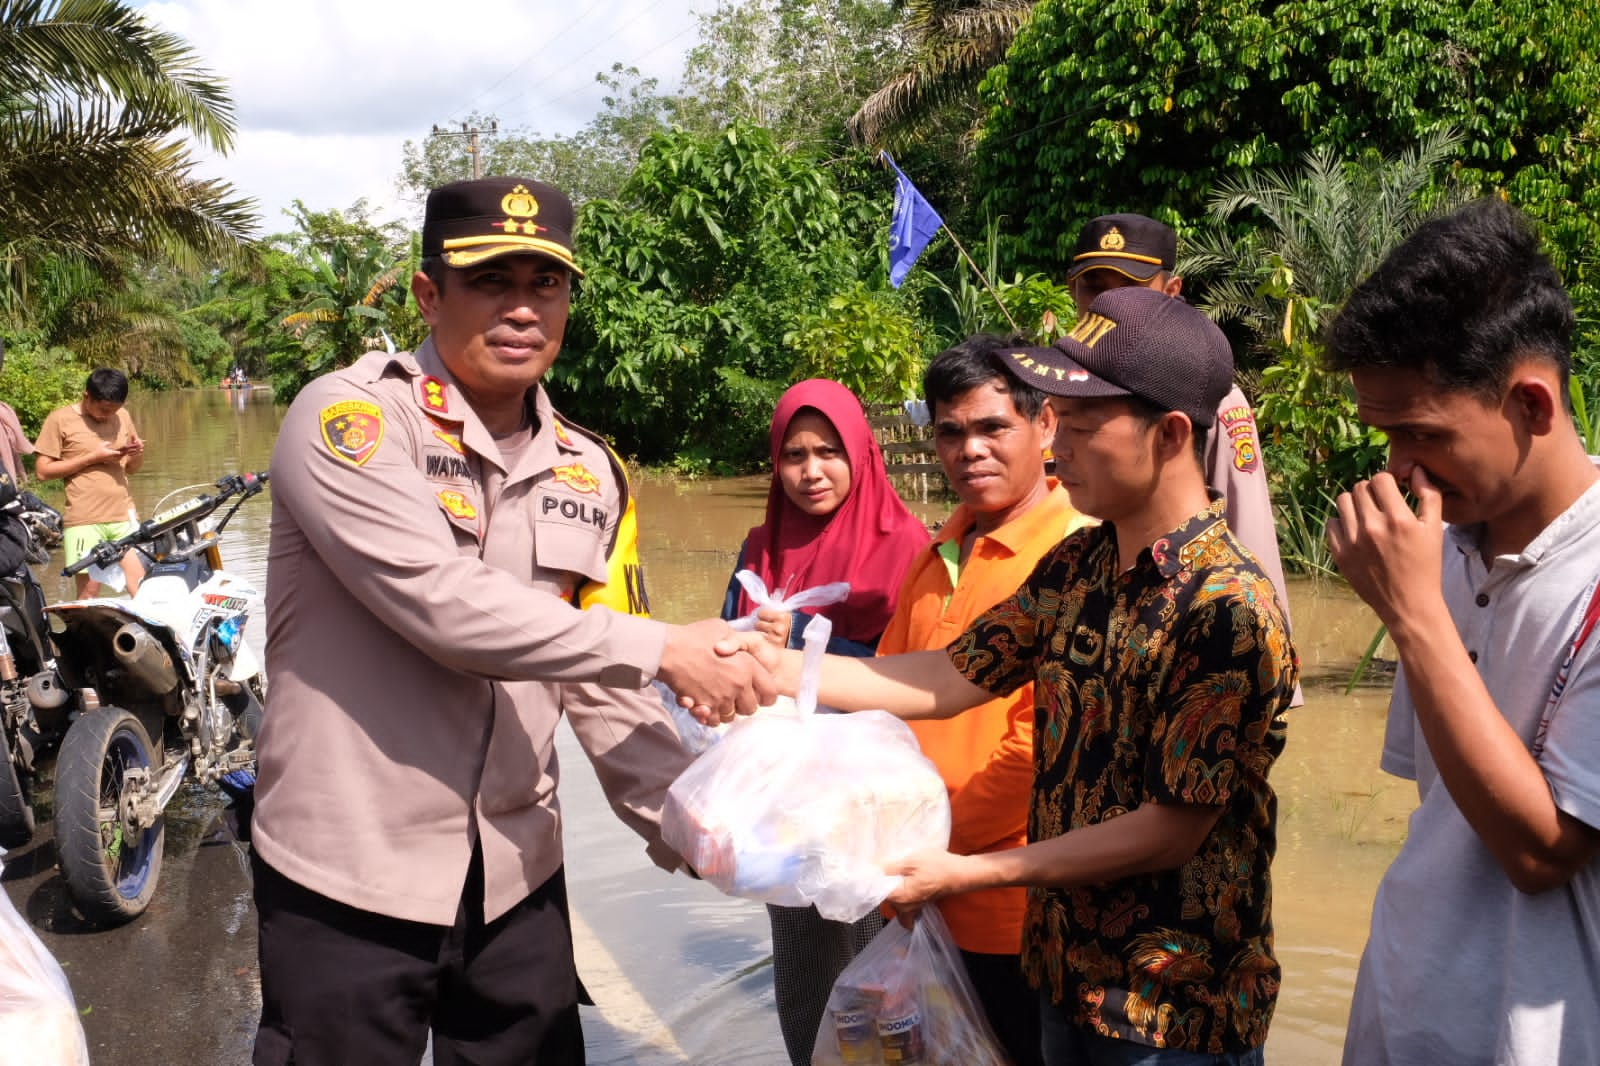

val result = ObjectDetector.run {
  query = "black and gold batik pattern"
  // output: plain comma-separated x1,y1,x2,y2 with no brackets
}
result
949,499,1297,1055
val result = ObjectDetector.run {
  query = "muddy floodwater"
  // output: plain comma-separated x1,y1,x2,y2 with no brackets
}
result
0,387,1410,1064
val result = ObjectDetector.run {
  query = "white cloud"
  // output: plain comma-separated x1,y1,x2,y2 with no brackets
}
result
137,0,706,230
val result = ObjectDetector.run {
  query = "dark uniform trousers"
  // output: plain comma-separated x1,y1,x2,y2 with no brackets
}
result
252,847,585,1065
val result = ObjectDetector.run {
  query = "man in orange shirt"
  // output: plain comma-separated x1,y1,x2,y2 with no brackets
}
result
878,334,1091,1066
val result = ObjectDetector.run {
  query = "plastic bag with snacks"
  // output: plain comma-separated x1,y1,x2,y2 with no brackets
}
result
813,905,1009,1066
663,571,852,754
0,859,90,1065
660,612,951,922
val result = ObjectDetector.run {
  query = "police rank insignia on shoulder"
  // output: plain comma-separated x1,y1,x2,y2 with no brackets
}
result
320,400,385,466
420,376,449,414
551,463,600,494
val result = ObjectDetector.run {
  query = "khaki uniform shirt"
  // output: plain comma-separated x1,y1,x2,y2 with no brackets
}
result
252,339,688,925
1206,385,1302,706
33,404,138,525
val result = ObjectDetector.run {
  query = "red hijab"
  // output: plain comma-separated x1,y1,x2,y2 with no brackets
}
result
738,380,930,644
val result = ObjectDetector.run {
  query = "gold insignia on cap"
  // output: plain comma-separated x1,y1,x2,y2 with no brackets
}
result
502,185,540,218
1099,227,1126,252
496,185,545,238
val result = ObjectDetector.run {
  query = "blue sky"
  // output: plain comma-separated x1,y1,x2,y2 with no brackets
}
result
136,0,708,233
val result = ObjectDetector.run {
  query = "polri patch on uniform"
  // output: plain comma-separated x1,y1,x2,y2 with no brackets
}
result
420,376,449,414
320,401,385,467
1220,405,1261,473
436,489,478,520
552,463,601,495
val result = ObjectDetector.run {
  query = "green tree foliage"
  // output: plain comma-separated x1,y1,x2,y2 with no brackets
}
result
1185,131,1468,365
269,202,417,404
785,283,930,401
974,0,1600,305
677,0,901,147
847,0,1034,150
554,124,899,466
0,341,83,436
922,219,1075,342
0,0,257,318
1182,135,1470,564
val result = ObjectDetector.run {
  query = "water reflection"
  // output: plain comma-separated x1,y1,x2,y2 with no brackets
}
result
18,389,1405,1065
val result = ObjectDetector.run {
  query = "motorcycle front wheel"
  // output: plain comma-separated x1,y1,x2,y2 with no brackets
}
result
53,708,163,926
0,729,34,848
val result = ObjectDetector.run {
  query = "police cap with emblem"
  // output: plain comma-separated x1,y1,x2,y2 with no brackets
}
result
1000,286,1232,428
1065,213,1177,283
421,176,583,276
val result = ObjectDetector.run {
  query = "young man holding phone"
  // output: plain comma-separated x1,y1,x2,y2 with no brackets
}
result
34,367,146,596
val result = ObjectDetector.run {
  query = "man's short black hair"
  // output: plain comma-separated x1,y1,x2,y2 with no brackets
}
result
1325,199,1574,405
418,255,449,289
85,367,129,403
923,333,1048,422
1122,393,1208,465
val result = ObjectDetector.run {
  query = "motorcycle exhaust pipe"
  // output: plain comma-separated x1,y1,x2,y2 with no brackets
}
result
25,669,69,710
113,623,179,696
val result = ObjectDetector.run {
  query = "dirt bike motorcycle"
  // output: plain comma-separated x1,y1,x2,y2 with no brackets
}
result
0,487,78,848
50,471,268,925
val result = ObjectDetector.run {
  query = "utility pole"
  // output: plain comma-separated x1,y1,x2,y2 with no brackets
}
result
429,120,498,180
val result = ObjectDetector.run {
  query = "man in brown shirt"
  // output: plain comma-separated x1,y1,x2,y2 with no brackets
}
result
250,176,774,1066
33,367,145,596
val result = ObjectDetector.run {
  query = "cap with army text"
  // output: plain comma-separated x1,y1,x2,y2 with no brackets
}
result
1000,286,1233,427
421,176,583,276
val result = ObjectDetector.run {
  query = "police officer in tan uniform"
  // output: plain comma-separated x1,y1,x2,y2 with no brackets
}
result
1066,214,1299,700
250,176,774,1066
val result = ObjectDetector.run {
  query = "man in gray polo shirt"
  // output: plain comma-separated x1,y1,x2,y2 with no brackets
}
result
1325,199,1600,1064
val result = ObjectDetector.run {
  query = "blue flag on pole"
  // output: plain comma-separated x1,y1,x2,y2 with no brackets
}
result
884,154,943,288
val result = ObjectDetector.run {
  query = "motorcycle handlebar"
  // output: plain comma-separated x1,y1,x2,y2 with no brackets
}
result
61,470,269,577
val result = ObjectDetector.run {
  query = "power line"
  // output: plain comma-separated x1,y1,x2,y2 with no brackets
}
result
439,0,629,126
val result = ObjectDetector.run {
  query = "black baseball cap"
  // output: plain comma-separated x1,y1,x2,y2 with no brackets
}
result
1000,287,1233,428
421,176,583,275
1065,213,1177,283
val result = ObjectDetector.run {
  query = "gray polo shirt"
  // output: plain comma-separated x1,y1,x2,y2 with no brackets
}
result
1344,461,1600,1066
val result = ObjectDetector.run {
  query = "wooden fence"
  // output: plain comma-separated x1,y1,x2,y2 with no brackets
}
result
867,402,944,501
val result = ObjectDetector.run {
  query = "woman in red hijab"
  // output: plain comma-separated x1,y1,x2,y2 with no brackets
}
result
718,378,930,1065
721,378,930,656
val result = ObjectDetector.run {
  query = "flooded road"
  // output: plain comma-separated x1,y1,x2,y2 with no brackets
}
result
0,387,1409,1064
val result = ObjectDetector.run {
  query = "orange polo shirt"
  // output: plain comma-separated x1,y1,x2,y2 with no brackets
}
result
878,482,1092,955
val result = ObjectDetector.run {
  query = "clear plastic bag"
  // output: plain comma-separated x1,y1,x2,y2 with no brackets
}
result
661,612,951,922
665,571,852,754
813,905,1010,1066
0,859,90,1065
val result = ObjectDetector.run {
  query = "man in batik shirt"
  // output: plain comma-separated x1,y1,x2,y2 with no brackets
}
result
731,287,1297,1064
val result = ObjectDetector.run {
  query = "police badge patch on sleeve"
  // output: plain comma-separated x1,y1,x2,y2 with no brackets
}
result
1219,404,1261,474
319,400,385,466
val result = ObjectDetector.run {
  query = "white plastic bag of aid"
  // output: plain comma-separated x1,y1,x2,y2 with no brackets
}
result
661,613,951,921
0,858,90,1065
